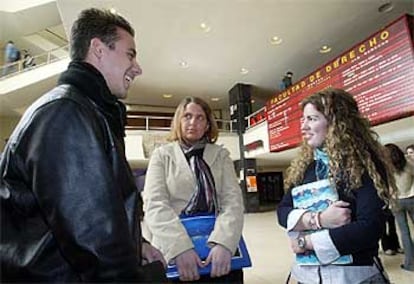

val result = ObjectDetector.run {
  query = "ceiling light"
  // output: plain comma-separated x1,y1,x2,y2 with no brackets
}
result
211,97,220,102
251,99,255,104
240,68,249,75
179,61,189,68
163,93,173,98
378,1,394,13
270,36,283,45
319,45,332,54
200,22,211,33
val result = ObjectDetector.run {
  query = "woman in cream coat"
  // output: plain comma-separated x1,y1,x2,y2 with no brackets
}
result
143,96,244,283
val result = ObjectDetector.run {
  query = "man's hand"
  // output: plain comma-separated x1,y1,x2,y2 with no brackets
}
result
141,242,166,267
204,244,232,278
175,249,204,281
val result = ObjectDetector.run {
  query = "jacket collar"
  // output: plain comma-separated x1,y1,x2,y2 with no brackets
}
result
172,141,220,168
57,61,126,139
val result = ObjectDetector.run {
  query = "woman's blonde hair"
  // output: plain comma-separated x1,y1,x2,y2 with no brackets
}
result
284,88,396,201
168,96,219,143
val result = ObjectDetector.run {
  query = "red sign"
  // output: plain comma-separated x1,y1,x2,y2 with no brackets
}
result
267,14,414,152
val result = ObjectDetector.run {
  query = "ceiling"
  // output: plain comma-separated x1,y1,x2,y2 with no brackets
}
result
55,0,413,112
1,0,413,114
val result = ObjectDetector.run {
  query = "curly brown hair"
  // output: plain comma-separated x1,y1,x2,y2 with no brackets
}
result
284,88,396,201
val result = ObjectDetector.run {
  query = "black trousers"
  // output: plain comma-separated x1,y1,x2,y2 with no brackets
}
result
381,208,400,251
171,269,243,284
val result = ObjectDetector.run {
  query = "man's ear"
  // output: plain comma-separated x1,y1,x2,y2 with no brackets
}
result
90,38,104,59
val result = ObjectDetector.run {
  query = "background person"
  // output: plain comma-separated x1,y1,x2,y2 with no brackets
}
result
279,71,293,90
0,8,166,282
2,40,19,75
143,96,244,283
406,144,414,166
22,49,35,69
277,88,396,284
380,207,402,255
385,143,414,271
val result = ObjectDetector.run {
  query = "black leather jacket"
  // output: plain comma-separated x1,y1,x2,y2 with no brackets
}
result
0,62,145,282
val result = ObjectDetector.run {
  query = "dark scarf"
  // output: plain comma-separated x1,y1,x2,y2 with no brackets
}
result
58,61,127,139
180,139,218,216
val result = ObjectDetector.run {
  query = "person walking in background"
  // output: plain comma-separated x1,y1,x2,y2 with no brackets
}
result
0,8,166,282
385,143,414,271
143,96,244,283
2,40,19,76
380,207,402,255
406,144,414,166
277,88,396,284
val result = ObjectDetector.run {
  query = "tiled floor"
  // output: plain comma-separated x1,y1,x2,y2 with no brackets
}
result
242,211,413,283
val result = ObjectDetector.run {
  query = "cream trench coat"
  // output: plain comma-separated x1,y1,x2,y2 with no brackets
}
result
143,141,244,263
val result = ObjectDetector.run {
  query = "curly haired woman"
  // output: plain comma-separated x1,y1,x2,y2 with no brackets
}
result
277,88,396,284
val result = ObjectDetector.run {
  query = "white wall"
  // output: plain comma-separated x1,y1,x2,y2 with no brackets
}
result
243,121,269,158
125,130,240,164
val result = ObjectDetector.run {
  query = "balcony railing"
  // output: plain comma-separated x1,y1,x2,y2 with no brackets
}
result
246,106,266,129
126,114,236,133
1,45,69,80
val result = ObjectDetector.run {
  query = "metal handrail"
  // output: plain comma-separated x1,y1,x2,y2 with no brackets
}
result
246,106,266,129
1,47,241,134
126,114,236,133
0,45,69,79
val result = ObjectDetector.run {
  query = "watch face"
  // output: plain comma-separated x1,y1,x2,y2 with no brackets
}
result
297,237,306,249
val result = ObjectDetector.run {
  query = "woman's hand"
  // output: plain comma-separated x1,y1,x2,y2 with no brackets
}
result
205,244,232,278
175,249,204,281
290,235,311,254
320,201,351,228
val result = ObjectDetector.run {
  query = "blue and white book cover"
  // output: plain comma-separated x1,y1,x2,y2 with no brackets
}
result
291,179,352,265
166,215,252,279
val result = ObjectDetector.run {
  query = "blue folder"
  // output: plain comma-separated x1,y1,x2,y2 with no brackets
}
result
166,215,251,279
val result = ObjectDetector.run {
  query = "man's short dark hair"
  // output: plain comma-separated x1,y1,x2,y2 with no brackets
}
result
70,8,135,61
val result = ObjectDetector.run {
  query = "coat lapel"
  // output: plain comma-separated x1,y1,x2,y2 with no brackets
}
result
172,141,195,182
203,144,219,168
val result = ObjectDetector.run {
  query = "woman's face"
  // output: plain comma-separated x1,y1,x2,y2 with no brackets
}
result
301,103,328,149
180,102,209,145
407,147,414,161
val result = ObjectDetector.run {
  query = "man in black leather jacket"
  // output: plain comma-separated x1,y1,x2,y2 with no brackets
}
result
0,8,166,282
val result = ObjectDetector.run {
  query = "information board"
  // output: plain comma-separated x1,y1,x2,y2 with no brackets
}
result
267,14,414,152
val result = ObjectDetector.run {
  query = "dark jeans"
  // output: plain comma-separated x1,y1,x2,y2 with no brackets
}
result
381,208,400,251
171,269,243,283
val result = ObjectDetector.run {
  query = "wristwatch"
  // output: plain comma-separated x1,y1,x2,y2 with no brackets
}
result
297,236,306,249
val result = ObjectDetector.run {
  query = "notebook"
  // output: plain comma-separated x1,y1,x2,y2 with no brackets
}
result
166,215,251,279
291,179,352,265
